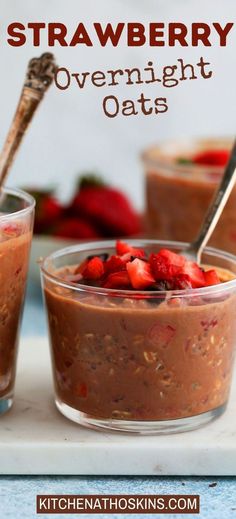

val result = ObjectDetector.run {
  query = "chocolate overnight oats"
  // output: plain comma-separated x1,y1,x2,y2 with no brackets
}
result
41,240,236,434
0,188,34,414
144,138,236,254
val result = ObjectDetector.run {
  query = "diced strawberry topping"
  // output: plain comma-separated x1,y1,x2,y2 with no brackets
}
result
116,240,145,258
181,261,206,289
74,259,88,275
116,240,131,255
74,240,222,291
172,274,192,290
204,269,220,286
82,256,104,280
149,249,186,282
126,258,155,290
149,254,181,281
103,271,131,289
193,149,229,167
104,255,125,275
158,249,186,268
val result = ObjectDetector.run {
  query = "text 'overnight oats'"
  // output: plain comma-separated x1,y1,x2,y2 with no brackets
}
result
41,240,236,434
0,189,34,414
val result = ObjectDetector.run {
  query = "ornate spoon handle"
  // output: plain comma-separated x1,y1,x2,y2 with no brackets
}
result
0,52,57,187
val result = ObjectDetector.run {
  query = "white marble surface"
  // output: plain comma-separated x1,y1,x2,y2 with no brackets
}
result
0,337,236,476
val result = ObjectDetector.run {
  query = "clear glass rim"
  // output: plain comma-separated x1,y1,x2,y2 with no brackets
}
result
142,137,233,175
40,239,236,299
0,187,35,221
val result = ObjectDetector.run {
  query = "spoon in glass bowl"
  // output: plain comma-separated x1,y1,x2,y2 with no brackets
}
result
183,138,236,264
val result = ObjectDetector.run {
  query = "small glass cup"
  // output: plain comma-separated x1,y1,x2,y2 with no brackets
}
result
143,138,236,254
41,240,236,435
0,187,35,414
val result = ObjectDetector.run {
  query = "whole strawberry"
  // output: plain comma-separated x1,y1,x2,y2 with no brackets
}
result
69,175,141,237
26,189,63,234
53,218,99,239
36,197,63,234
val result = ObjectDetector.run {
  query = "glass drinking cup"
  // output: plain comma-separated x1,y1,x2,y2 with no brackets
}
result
144,138,236,254
41,240,236,434
0,187,35,414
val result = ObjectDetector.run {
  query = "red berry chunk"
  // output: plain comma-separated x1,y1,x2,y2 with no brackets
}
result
116,240,145,258
172,274,192,290
126,258,155,289
75,382,87,398
103,271,131,289
193,149,229,167
74,259,88,275
1,223,22,237
181,261,206,289
158,249,186,268
204,269,220,286
150,249,186,282
148,323,176,347
150,249,208,289
82,256,104,280
149,254,181,281
104,255,125,275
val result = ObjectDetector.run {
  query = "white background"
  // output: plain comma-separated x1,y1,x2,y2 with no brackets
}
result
0,0,235,209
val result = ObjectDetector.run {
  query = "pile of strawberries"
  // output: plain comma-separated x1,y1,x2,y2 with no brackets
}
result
29,175,141,239
73,240,221,290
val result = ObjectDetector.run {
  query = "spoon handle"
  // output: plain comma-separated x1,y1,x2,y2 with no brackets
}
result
189,139,236,263
0,53,57,188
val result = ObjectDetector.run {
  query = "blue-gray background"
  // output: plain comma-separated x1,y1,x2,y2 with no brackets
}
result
1,0,236,209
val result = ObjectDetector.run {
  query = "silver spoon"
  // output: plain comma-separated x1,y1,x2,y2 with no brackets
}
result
0,53,57,188
183,139,236,264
